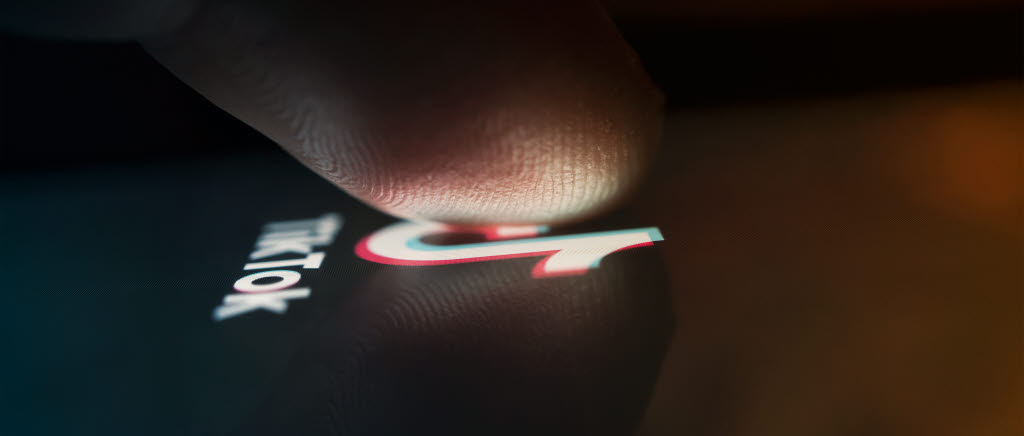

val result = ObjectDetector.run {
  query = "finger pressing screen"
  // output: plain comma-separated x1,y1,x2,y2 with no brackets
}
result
143,0,664,224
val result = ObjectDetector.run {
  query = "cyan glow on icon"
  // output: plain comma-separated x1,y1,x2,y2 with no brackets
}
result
355,221,663,278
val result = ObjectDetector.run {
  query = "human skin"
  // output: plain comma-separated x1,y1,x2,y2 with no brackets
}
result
2,0,664,225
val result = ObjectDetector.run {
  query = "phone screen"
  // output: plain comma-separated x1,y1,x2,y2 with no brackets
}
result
1,149,671,435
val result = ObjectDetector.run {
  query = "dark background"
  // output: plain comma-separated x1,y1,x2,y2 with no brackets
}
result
1,4,1018,169
1,2,1020,436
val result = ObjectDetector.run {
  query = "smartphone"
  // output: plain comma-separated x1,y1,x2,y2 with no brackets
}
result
1,148,672,436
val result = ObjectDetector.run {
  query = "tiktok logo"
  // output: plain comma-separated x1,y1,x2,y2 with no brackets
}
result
214,213,342,321
214,214,664,322
356,221,664,278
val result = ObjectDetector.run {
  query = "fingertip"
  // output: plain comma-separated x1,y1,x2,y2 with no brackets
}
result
145,0,663,225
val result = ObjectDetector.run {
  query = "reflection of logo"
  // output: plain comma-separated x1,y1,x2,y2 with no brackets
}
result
356,222,663,278
213,213,342,321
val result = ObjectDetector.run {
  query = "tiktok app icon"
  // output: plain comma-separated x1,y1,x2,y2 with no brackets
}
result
213,212,664,321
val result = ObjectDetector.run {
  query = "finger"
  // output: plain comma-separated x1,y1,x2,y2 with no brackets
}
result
142,0,663,224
